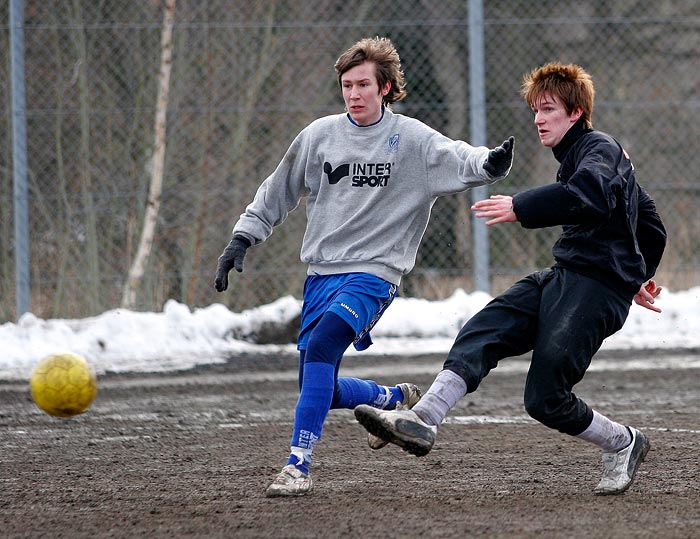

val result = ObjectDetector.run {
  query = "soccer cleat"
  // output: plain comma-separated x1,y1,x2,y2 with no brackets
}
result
593,427,650,496
355,404,437,457
265,465,312,498
367,383,423,450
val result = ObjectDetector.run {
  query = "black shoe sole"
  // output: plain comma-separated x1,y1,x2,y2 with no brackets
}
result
354,405,434,457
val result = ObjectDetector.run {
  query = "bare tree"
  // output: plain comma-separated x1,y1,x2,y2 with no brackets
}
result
122,0,176,309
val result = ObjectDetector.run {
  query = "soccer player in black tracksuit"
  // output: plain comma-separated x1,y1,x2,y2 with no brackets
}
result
355,62,667,496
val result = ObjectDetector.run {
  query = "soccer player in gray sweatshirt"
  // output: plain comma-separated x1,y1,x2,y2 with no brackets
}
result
214,36,514,497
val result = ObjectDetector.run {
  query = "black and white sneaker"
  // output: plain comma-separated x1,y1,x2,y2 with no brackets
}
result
355,403,437,457
593,427,650,495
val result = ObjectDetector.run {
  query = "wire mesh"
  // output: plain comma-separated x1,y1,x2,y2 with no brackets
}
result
1,0,698,320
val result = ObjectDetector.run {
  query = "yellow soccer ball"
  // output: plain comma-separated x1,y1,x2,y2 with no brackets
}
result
29,353,98,418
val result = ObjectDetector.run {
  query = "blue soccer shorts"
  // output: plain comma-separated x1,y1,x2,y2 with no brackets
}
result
297,272,397,352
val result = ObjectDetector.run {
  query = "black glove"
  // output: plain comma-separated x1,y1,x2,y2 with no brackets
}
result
214,235,251,292
483,136,514,178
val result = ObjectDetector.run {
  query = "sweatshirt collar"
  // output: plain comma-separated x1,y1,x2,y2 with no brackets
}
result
552,117,591,162
346,106,386,127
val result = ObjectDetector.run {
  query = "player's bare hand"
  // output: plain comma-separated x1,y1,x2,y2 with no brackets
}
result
471,195,517,225
633,279,662,313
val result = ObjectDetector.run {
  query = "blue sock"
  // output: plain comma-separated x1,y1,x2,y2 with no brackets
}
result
287,312,403,472
287,361,335,474
332,377,403,409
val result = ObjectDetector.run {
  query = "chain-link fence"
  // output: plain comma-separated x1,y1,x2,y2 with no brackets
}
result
1,0,698,322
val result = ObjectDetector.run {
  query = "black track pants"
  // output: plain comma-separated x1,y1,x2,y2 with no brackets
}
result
443,267,632,435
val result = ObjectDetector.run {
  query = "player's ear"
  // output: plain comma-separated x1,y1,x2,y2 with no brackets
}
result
380,81,391,97
570,106,583,122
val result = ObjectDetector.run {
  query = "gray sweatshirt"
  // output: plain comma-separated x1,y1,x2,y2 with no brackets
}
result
233,108,506,285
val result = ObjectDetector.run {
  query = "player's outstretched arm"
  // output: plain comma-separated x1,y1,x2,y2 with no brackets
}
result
214,235,251,292
471,194,517,226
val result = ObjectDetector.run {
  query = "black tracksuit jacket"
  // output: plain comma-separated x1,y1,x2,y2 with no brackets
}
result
512,118,667,298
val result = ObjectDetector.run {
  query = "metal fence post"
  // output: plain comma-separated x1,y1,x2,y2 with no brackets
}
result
10,0,30,319
468,0,489,294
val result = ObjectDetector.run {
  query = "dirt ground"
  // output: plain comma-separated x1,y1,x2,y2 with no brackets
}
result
1,349,699,539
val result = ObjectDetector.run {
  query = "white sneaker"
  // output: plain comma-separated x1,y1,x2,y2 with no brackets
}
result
355,404,437,457
265,465,312,498
368,383,423,450
594,427,650,495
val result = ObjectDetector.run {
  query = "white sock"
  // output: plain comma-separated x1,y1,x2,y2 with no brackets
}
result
412,369,467,426
575,410,632,452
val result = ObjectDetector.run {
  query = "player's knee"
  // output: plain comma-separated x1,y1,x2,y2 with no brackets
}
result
306,327,351,365
523,390,567,430
524,392,547,423
305,313,356,365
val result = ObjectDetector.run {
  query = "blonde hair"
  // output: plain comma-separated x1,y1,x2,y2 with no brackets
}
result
521,62,595,128
334,37,407,105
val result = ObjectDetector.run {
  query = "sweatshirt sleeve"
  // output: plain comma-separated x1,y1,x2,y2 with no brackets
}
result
232,132,311,244
419,127,496,198
636,187,667,280
513,183,589,228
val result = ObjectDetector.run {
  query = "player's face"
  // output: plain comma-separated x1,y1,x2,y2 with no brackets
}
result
532,92,582,148
341,61,390,126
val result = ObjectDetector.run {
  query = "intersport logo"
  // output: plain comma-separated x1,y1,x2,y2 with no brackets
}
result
323,162,392,187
